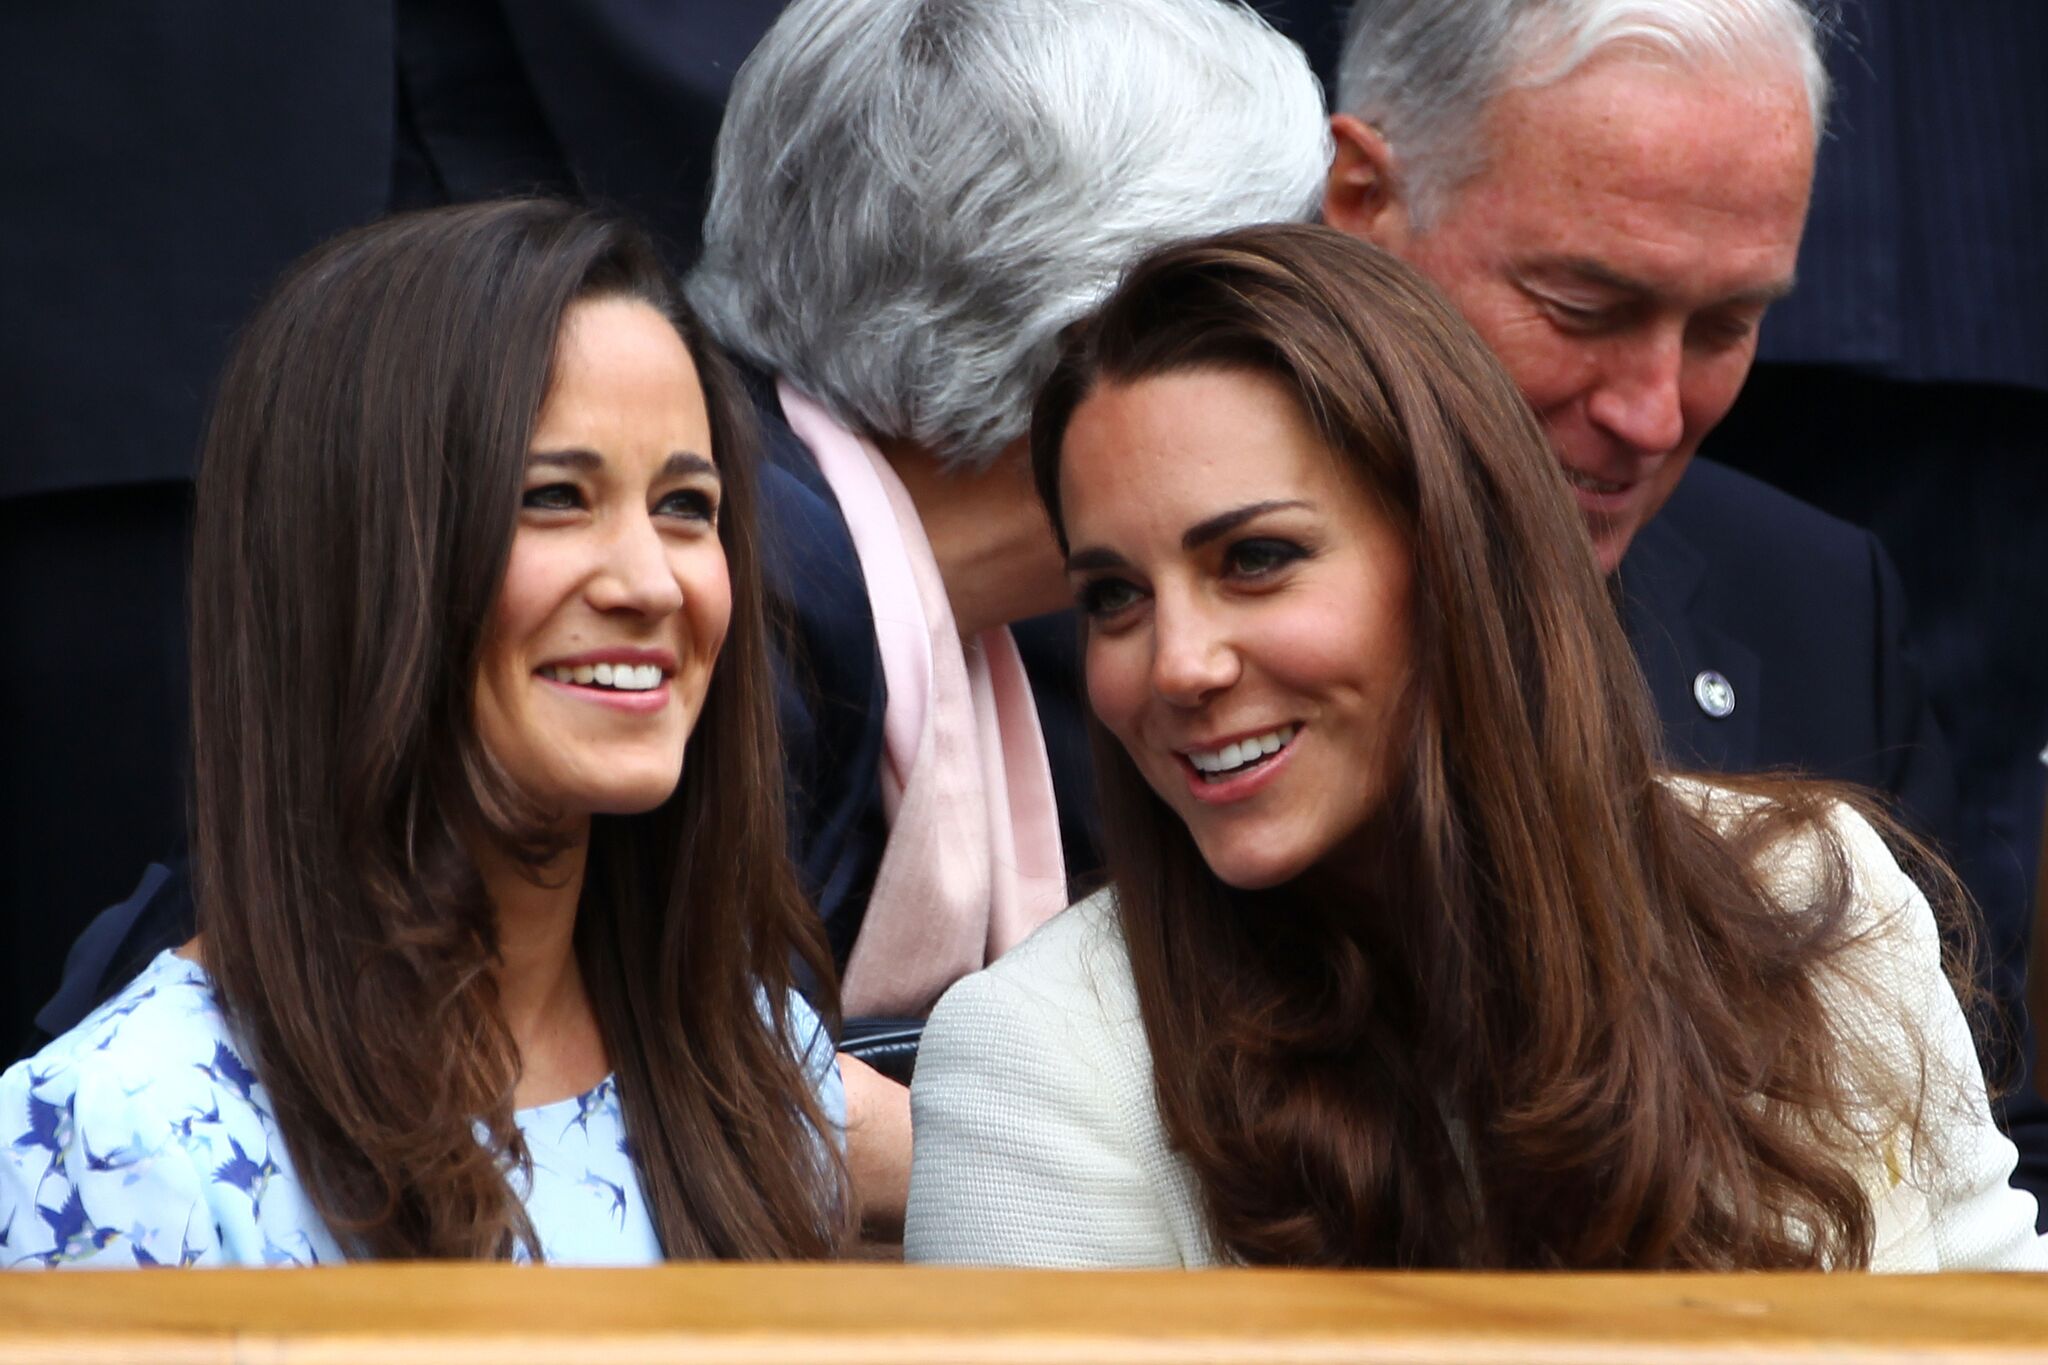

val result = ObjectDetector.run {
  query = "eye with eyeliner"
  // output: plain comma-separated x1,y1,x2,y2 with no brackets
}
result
1076,575,1144,621
657,486,719,525
1223,536,1308,579
522,481,584,513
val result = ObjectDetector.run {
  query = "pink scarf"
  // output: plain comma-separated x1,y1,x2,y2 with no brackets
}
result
780,384,1068,1016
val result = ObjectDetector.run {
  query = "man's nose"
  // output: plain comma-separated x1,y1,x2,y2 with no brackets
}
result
1585,328,1686,457
1149,594,1239,707
589,514,685,617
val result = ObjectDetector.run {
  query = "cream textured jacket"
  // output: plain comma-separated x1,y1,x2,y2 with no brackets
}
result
905,794,2048,1270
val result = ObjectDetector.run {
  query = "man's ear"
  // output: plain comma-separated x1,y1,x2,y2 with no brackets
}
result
1324,114,1414,254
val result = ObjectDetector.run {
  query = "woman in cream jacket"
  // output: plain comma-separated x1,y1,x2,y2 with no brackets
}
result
906,226,2044,1271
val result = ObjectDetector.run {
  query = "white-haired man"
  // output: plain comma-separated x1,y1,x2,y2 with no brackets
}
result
1322,0,2045,1210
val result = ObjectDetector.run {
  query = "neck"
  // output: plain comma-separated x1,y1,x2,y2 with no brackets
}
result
877,436,1070,638
471,820,604,1104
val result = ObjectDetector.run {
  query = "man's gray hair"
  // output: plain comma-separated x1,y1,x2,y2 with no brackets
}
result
1334,0,1832,227
687,0,1330,471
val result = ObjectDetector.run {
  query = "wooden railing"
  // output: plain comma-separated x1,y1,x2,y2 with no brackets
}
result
3,1265,2047,1363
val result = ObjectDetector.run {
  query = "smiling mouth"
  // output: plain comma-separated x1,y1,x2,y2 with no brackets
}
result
539,662,667,692
1184,725,1297,783
1563,467,1632,496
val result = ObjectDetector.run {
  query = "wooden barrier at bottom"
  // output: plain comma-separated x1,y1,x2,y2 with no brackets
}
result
2,1265,2048,1364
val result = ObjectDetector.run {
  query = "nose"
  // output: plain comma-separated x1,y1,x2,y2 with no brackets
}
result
587,512,685,618
1149,592,1239,708
1584,326,1686,457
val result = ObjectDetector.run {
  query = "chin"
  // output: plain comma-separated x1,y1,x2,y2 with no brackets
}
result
591,780,683,816
1194,838,1312,892
559,759,685,818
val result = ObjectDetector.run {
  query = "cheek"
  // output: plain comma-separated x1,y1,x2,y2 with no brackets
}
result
683,545,734,663
1490,332,1589,417
1275,569,1412,708
486,542,554,671
1083,631,1149,742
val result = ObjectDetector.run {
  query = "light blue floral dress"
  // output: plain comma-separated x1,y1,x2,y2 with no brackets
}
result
0,952,843,1268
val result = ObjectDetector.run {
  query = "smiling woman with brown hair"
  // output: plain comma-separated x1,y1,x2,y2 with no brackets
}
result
0,200,846,1266
904,223,2044,1271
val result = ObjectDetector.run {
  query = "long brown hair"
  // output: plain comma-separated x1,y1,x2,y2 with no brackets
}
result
1030,223,1962,1269
190,199,845,1259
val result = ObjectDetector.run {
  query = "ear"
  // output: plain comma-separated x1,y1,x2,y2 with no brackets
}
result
1323,114,1415,254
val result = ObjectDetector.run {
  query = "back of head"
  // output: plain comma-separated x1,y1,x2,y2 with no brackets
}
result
192,199,839,1260
1335,0,1830,223
688,0,1330,470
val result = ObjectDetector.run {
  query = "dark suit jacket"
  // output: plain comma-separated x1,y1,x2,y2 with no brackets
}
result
1619,459,1954,823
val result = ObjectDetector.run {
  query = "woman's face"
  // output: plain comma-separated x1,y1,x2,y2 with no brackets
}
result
474,296,733,823
1059,366,1412,891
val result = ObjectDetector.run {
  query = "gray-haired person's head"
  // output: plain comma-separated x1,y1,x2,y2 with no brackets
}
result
1335,0,1832,228
687,0,1330,472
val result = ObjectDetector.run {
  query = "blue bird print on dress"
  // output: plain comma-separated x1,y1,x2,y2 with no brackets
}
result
579,1170,629,1229
212,1134,281,1217
173,1215,208,1267
81,1130,157,1175
129,1216,204,1267
14,1088,73,1156
264,1236,319,1268
99,986,158,1023
170,1097,222,1143
195,1042,265,1113
35,1185,121,1265
560,1082,610,1141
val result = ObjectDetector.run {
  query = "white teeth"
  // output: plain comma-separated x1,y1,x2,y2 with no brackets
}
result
1565,468,1628,494
1186,725,1296,776
545,662,665,691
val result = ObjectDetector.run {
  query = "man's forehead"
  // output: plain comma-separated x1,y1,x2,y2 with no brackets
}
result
1443,57,1814,301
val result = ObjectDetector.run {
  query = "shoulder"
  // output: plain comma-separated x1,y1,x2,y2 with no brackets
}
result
918,888,1144,1112
17,952,234,1104
915,890,1151,1180
1669,779,1918,936
909,891,1200,1267
0,954,259,1268
1632,460,1891,641
933,890,1136,1042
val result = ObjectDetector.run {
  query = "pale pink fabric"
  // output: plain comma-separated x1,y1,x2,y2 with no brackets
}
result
780,384,1068,1016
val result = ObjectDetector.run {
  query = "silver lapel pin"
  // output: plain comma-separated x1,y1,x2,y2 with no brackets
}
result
1693,670,1736,720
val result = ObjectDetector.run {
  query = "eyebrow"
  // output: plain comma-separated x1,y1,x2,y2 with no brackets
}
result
528,450,719,480
1522,256,1796,308
1064,499,1311,573
1182,500,1310,551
